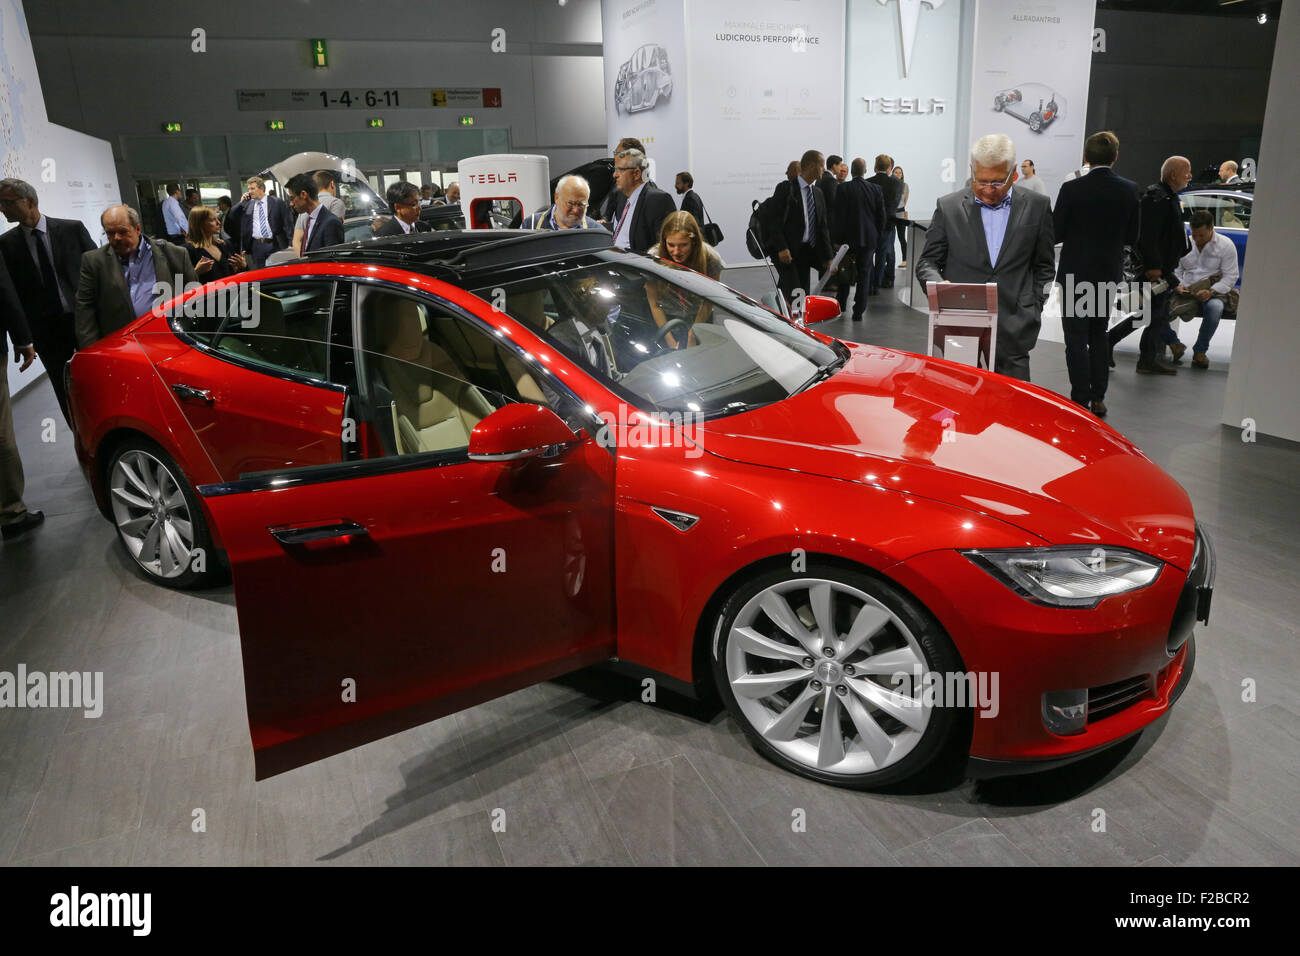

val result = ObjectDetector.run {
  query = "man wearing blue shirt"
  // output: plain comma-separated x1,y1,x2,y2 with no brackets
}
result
161,184,187,242
916,134,1056,381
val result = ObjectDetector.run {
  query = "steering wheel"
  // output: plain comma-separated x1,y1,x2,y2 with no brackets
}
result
654,318,691,350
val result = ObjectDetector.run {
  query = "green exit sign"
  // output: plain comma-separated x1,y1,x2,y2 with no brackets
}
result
162,122,183,133
458,115,475,126
367,118,384,128
311,38,328,68
266,119,285,131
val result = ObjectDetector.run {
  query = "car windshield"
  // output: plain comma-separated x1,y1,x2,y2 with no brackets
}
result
474,255,844,420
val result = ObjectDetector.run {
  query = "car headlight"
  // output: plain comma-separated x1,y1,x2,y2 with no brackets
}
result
961,546,1162,608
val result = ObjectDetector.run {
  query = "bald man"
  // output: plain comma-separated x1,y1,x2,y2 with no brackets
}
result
75,205,198,348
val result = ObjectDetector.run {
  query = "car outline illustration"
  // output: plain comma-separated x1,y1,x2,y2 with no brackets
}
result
993,83,1062,133
614,43,673,114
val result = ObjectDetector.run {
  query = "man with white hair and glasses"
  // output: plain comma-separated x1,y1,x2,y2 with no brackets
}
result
916,133,1055,381
522,175,606,231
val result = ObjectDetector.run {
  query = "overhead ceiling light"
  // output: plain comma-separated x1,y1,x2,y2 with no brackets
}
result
1257,12,1268,23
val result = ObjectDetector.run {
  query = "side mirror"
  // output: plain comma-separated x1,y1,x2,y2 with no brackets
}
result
468,403,578,462
804,294,842,324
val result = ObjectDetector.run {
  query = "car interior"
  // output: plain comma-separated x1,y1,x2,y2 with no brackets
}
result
356,288,553,457
201,284,334,380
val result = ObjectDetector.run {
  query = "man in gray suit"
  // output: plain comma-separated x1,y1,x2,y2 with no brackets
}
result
75,205,197,349
917,134,1056,381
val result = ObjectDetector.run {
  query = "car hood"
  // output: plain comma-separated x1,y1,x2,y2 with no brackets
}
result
697,344,1196,568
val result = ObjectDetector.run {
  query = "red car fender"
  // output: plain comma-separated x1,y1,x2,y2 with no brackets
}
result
610,441,1044,684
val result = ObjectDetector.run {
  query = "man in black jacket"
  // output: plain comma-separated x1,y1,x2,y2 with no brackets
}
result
1053,132,1140,415
833,158,887,321
0,178,96,424
762,149,833,309
285,173,345,253
0,255,43,539
1132,155,1192,375
609,149,676,254
375,181,430,237
866,155,903,291
675,172,705,225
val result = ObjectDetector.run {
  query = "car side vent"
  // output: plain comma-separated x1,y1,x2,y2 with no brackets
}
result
651,508,699,533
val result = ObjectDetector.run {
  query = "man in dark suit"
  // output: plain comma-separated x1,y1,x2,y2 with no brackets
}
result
761,149,833,309
609,148,676,254
867,155,903,292
0,178,97,424
917,134,1056,381
374,181,430,237
676,172,705,225
285,173,345,253
1053,131,1140,416
600,137,647,225
0,254,44,539
1132,155,1193,375
833,158,887,321
226,175,293,269
75,205,198,349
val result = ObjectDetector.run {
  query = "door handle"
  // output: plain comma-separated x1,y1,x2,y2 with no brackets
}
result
269,520,369,545
171,383,214,405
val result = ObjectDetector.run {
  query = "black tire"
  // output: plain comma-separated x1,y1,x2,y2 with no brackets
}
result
710,561,967,789
105,436,225,590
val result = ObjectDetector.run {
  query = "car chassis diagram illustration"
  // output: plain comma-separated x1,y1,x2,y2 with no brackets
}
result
993,83,1062,133
614,43,673,114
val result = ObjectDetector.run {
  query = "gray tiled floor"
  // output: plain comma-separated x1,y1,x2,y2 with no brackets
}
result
2,272,1297,866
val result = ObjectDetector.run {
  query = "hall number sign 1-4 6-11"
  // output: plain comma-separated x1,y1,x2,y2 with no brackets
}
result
320,90,400,108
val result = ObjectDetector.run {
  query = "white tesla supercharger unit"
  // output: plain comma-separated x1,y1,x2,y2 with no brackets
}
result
456,154,550,229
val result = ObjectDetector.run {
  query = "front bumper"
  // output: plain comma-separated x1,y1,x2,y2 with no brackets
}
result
889,524,1215,769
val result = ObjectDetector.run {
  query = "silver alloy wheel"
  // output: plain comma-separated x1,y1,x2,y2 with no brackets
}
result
726,577,932,776
109,449,196,580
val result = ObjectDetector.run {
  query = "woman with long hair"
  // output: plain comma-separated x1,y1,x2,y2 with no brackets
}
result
185,205,245,280
892,165,910,267
645,211,723,347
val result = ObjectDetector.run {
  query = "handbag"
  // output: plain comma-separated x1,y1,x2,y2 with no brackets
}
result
698,201,724,247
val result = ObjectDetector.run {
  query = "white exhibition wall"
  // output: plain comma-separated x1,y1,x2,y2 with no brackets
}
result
601,0,690,188
684,0,846,264
969,0,1097,201
844,0,961,233
603,0,844,264
1,0,119,398
1221,5,1299,443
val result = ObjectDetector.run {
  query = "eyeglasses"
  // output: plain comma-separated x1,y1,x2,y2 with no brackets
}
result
613,166,640,174
561,199,589,209
972,171,1014,190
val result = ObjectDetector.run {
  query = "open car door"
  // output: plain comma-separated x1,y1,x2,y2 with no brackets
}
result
178,282,619,778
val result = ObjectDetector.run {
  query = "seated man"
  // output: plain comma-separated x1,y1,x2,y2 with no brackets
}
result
1167,210,1238,369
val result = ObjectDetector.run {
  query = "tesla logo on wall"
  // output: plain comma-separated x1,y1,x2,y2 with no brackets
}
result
877,0,946,78
468,172,518,184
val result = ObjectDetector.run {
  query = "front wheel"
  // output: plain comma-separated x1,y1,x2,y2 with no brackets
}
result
711,563,967,788
107,438,224,589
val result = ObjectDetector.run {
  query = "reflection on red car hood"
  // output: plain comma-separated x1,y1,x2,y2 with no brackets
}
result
698,344,1196,568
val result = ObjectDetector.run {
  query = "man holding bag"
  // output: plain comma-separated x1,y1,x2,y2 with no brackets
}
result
1166,209,1238,369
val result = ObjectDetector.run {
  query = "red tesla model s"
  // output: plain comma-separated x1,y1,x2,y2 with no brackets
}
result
68,230,1213,788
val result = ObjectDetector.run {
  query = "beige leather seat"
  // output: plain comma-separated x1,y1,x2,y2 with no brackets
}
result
370,296,495,455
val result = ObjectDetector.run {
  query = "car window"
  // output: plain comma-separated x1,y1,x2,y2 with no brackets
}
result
354,286,566,459
1183,194,1248,230
475,257,843,420
338,179,381,218
174,280,336,381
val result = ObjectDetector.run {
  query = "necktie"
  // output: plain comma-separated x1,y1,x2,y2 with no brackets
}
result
35,229,63,316
257,200,269,238
302,213,313,250
803,184,815,244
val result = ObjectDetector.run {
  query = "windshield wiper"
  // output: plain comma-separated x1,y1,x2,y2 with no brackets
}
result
792,352,848,395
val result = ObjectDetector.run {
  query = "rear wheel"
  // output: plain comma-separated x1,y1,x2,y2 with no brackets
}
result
711,562,966,788
107,438,223,589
